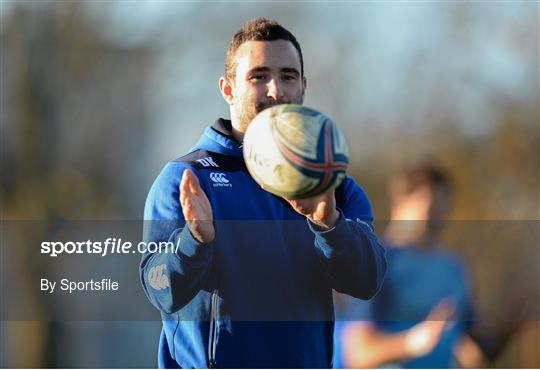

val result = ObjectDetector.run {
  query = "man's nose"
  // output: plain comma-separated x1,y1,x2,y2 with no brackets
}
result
266,78,283,100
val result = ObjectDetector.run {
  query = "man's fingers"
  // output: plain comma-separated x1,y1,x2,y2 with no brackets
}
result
179,170,191,206
180,169,210,220
184,169,202,196
180,170,199,219
178,169,214,243
180,169,202,200
429,298,455,319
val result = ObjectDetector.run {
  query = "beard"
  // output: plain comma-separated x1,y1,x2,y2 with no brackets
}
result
235,94,304,134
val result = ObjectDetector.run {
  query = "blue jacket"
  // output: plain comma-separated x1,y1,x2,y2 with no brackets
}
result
140,119,387,368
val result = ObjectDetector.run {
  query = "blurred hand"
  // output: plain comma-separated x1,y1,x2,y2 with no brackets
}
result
179,169,215,243
405,299,456,357
283,190,339,230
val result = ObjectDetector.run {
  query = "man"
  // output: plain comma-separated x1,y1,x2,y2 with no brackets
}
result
140,18,387,368
334,163,481,368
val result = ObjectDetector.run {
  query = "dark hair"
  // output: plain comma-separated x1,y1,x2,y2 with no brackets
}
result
225,17,304,79
389,162,453,200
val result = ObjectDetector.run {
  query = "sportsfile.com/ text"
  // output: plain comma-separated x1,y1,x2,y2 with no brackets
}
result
40,238,181,257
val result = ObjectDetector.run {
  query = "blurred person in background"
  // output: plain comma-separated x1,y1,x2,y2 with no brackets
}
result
333,162,532,368
334,163,486,368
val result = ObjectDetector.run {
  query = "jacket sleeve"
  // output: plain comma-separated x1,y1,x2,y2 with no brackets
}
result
309,177,387,300
140,161,213,314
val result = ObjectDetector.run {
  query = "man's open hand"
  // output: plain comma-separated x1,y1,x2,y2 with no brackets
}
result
283,190,340,230
179,169,215,243
404,298,455,357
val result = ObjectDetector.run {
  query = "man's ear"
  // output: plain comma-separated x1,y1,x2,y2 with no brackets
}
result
219,76,234,105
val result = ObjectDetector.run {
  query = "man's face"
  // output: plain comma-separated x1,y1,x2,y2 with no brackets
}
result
222,40,306,133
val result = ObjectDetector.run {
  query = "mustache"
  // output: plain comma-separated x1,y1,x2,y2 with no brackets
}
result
255,99,290,112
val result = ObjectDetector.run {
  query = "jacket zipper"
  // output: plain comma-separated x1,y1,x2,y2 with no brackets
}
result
208,289,218,368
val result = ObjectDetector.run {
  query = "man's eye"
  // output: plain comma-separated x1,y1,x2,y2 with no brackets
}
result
250,75,266,81
282,75,297,81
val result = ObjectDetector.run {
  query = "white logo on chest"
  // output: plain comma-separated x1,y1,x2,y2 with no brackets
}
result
148,264,169,291
209,172,232,187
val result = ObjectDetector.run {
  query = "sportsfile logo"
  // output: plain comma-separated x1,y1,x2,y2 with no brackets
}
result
209,172,232,187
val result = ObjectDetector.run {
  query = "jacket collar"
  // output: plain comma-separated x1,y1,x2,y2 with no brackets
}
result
192,118,244,158
211,118,236,139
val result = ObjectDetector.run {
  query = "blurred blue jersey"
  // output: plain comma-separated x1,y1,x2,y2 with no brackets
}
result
334,245,474,368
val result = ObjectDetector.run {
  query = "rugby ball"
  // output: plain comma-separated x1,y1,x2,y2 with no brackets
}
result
243,104,349,199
